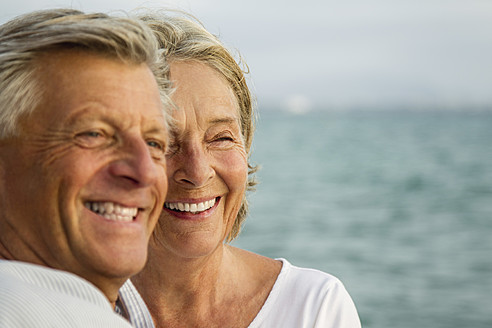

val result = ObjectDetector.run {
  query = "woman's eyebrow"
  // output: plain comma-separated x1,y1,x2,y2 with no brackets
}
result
208,117,238,125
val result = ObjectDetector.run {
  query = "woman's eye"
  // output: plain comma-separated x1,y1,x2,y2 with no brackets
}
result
216,136,234,141
211,134,235,146
165,142,179,157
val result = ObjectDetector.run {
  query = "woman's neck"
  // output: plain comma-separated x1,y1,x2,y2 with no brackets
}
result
134,243,231,302
131,245,282,328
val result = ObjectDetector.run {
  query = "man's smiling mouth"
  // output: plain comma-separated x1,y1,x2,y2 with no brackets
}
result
84,201,138,222
164,198,217,214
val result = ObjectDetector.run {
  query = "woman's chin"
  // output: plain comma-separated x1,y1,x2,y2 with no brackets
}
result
153,230,226,260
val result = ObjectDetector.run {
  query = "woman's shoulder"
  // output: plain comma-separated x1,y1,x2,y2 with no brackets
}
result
248,258,362,327
226,247,342,292
277,258,343,287
227,246,282,278
272,258,347,297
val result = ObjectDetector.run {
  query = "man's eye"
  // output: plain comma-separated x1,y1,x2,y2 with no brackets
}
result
75,130,103,138
147,140,166,159
83,131,103,138
147,140,164,150
74,130,108,148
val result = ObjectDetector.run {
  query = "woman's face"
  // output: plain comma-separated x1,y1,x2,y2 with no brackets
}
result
152,61,248,259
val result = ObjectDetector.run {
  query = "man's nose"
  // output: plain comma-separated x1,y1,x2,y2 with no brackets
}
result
109,135,164,188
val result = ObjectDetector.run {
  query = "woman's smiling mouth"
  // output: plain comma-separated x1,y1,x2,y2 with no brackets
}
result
164,197,218,214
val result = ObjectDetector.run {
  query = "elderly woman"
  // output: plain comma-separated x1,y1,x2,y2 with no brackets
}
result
126,13,361,328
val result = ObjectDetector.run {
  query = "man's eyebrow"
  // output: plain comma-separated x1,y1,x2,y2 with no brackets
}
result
145,125,169,143
145,123,168,134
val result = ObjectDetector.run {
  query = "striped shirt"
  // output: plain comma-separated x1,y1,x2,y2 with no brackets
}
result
117,279,155,328
0,260,140,327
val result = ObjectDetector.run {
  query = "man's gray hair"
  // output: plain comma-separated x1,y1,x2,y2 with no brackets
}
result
0,8,171,138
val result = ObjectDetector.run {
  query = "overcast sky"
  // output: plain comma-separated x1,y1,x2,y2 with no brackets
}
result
2,0,492,111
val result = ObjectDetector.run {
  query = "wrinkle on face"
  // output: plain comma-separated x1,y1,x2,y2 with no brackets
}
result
16,130,83,169
0,50,168,290
150,61,248,259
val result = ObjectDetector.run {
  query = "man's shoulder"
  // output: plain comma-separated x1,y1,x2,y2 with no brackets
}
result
0,260,133,328
0,260,109,303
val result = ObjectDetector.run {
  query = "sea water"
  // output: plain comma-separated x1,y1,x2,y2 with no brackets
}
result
232,109,492,328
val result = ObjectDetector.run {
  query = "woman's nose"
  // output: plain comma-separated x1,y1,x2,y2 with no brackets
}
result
171,142,214,188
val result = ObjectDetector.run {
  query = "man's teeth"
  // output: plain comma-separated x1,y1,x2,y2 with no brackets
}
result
165,198,216,213
84,202,137,222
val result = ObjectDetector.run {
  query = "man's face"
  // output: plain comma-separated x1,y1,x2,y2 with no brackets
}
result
0,50,168,286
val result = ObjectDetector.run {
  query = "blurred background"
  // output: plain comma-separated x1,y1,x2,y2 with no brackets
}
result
2,1,491,327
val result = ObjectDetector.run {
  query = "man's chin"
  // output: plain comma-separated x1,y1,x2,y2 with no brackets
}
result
77,251,147,284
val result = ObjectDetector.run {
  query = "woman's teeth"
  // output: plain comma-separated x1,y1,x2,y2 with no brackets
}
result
84,201,137,222
165,198,216,214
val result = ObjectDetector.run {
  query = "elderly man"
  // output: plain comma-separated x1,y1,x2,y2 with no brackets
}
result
0,9,170,327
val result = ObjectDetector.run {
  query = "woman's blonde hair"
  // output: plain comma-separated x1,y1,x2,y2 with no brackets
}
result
141,13,257,242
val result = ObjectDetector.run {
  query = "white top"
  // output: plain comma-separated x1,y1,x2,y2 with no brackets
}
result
119,258,361,328
248,258,361,328
0,260,133,328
